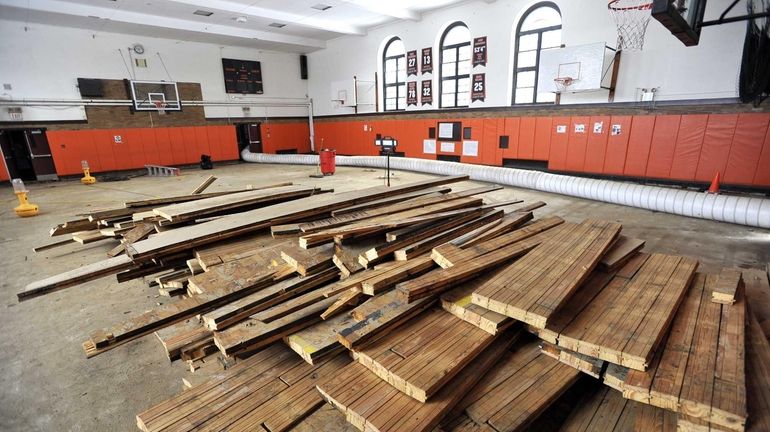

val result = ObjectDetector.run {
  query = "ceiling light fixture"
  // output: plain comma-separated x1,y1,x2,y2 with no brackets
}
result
193,10,214,16
311,4,332,11
268,22,286,28
235,16,248,23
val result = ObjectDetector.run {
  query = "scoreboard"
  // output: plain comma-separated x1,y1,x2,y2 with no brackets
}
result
222,58,264,94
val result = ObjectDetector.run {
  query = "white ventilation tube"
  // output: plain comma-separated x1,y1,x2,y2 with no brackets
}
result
241,149,770,229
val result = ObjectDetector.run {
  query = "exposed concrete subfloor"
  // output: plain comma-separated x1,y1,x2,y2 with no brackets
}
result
0,162,768,431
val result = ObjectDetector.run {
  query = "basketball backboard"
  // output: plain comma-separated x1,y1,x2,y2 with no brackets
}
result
129,80,182,111
537,43,616,94
652,0,708,46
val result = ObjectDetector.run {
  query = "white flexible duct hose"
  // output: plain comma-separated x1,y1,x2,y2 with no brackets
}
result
241,149,770,229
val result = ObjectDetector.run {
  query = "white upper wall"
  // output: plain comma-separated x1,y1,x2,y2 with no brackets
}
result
0,19,309,122
307,0,744,116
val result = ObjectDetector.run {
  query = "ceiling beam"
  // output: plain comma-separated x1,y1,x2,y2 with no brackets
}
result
166,0,366,36
0,0,327,50
344,0,421,21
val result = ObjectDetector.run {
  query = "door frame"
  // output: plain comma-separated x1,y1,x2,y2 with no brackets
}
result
0,128,59,181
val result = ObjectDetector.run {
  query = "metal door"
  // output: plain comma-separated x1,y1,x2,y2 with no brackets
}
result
25,129,58,181
247,123,262,153
0,130,17,179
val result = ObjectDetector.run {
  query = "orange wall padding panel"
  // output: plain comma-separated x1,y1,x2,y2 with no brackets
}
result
0,166,9,181
547,117,570,170
263,122,311,154
603,116,632,175
649,115,686,180
676,116,710,181
725,113,770,185
533,117,552,161
583,115,610,174
45,126,238,176
695,114,738,182
754,124,770,187
565,116,590,172
623,115,655,177
517,117,536,160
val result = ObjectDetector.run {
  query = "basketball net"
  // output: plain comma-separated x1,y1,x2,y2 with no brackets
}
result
608,0,653,51
554,76,575,94
154,101,167,115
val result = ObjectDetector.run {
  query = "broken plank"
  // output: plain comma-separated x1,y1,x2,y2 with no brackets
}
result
285,312,356,365
712,267,743,305
18,255,135,301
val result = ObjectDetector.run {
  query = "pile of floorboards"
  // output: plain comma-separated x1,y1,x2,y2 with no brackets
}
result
19,173,770,432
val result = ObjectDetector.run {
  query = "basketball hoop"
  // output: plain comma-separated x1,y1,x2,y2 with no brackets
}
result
553,76,575,94
608,0,653,51
154,101,167,115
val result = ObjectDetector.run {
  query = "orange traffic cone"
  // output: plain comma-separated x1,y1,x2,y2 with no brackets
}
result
707,171,720,194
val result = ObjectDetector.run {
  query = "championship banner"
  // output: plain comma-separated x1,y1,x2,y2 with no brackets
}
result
421,80,433,105
421,47,433,74
407,81,418,106
472,36,487,67
407,50,418,76
471,73,486,102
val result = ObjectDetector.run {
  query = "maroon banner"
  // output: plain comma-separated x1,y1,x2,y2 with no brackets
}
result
471,74,485,102
421,80,433,105
472,36,487,67
406,50,418,76
421,47,433,74
407,81,418,106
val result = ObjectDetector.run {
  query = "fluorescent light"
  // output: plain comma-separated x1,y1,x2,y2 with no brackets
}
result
269,22,286,28
193,10,214,16
311,4,332,11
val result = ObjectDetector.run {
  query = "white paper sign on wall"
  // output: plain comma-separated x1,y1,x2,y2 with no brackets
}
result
574,124,585,133
593,122,603,133
423,139,436,154
462,140,479,157
556,125,567,134
440,142,456,153
611,124,622,135
114,135,122,144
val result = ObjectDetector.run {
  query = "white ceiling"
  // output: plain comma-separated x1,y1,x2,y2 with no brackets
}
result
0,0,471,53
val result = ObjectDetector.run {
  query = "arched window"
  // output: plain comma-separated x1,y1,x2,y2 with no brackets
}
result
439,22,471,108
512,3,562,104
382,37,406,111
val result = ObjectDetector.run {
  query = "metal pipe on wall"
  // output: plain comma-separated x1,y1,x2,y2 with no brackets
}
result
240,150,770,229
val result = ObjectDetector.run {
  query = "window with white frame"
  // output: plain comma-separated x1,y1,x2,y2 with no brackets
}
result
512,3,562,104
439,22,471,108
383,37,407,111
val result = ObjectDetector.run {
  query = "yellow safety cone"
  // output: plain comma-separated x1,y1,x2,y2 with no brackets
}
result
12,178,39,217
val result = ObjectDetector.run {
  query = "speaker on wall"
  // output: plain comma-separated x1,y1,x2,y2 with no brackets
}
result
300,55,308,80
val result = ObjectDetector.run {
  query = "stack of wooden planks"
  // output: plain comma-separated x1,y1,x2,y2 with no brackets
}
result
16,173,770,432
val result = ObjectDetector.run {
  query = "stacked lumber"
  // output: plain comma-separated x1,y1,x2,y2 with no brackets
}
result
17,173,770,432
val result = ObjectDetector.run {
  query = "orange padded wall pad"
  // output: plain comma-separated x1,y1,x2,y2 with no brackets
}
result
623,115,655,177
725,113,770,185
603,116,632,175
46,126,238,175
695,114,738,182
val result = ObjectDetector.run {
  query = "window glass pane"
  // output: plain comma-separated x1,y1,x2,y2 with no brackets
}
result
398,96,406,109
516,71,536,88
457,60,471,76
541,29,562,49
458,45,471,61
385,99,396,110
398,84,406,99
457,77,470,93
386,86,397,99
441,93,456,107
517,50,537,68
443,24,470,46
385,38,405,57
397,68,406,82
442,79,456,94
537,91,556,103
441,62,456,77
515,87,534,104
520,6,561,31
385,70,396,85
518,33,538,51
442,48,456,63
457,92,470,106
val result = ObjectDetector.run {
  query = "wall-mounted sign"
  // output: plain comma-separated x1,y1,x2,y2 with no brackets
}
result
574,124,586,133
462,140,479,157
423,139,436,154
421,47,433,74
421,80,433,105
472,36,487,67
471,74,486,102
406,50,418,76
611,124,622,135
440,141,456,153
114,135,122,144
556,125,567,133
406,81,418,106
593,122,603,133
222,58,263,94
